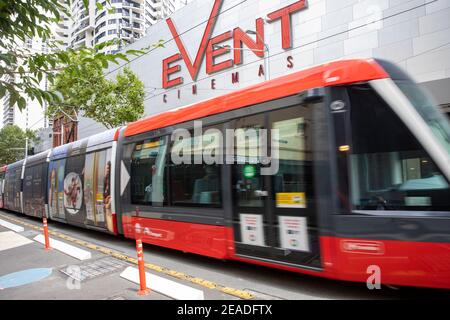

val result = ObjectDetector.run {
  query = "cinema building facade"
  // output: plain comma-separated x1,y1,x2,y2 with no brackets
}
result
70,0,450,139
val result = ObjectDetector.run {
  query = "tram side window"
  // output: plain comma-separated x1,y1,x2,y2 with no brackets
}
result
96,149,112,224
271,107,311,209
23,167,33,194
130,136,167,206
348,84,450,211
33,164,43,202
169,128,222,207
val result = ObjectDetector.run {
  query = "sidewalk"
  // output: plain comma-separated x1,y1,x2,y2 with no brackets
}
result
0,223,169,300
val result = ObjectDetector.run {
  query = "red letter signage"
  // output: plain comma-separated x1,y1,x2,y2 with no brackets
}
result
267,0,307,49
206,31,233,74
233,18,265,65
162,53,183,88
161,0,309,89
164,0,224,88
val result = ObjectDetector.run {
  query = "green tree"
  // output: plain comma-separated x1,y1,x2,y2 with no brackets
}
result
0,0,161,110
0,125,37,165
48,46,145,129
83,67,145,128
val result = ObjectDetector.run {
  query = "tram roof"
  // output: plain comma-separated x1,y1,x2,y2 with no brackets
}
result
49,128,119,161
124,58,388,138
7,159,24,170
25,150,50,166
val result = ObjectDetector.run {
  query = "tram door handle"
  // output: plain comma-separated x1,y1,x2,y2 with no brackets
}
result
254,190,269,197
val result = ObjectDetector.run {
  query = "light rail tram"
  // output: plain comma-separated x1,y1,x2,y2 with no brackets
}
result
1,59,450,289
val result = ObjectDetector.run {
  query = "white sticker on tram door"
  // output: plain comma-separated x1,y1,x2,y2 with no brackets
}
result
278,216,310,252
240,214,265,246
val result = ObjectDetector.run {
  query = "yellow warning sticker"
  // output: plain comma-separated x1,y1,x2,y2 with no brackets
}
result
143,141,160,149
276,192,306,208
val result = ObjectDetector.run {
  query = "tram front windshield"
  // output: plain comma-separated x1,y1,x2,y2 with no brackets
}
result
348,82,450,212
394,79,450,157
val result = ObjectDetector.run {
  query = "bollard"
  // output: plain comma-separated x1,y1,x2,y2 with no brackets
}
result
136,239,150,296
43,217,51,251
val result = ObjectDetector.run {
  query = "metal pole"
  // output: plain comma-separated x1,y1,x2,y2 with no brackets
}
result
264,44,270,81
61,121,64,145
25,104,28,158
25,137,28,158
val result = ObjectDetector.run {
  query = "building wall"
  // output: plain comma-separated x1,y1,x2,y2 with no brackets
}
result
71,0,450,139
51,115,78,148
162,0,194,17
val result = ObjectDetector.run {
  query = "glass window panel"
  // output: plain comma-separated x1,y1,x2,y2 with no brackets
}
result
169,128,222,207
48,163,58,218
272,116,307,209
395,80,450,156
103,149,113,232
32,164,43,211
84,153,95,222
233,114,265,208
170,163,221,207
57,160,65,218
348,84,450,211
270,106,312,210
131,136,167,206
95,150,106,224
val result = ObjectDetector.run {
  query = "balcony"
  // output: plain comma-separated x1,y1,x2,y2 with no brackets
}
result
129,12,144,22
120,32,132,40
132,22,143,30
73,34,86,43
79,12,89,21
123,1,140,8
57,23,68,30
122,1,144,12
72,21,93,38
121,21,132,29
120,21,143,32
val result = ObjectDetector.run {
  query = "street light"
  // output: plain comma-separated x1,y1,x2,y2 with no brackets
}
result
25,104,29,159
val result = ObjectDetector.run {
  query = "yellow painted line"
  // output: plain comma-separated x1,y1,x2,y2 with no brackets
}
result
0,213,254,299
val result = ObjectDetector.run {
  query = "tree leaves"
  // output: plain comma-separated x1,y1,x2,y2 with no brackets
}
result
0,86,5,100
85,67,145,128
48,46,145,129
17,97,26,110
0,0,153,113
0,125,37,165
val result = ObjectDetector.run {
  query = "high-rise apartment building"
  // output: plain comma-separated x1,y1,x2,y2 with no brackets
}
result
1,38,50,131
57,0,190,53
2,75,15,127
53,0,71,49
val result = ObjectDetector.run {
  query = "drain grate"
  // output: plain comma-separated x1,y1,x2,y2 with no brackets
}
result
60,257,128,282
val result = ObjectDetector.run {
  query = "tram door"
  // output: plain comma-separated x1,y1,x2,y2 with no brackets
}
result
231,104,322,269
